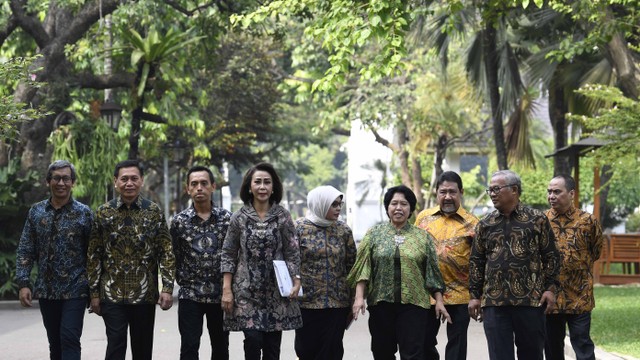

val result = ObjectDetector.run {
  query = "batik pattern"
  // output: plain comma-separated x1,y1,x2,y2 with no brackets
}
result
415,206,478,304
469,203,560,307
88,196,175,304
171,204,232,303
347,222,444,309
16,199,93,299
546,206,603,313
295,218,356,309
220,204,302,331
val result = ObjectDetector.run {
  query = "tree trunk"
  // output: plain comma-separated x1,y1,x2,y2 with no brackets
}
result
482,23,509,170
548,73,571,176
395,125,412,187
604,30,640,100
411,155,425,211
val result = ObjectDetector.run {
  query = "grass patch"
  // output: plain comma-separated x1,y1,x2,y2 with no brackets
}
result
592,285,640,358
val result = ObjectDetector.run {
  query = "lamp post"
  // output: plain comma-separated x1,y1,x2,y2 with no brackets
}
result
100,100,122,132
163,136,189,220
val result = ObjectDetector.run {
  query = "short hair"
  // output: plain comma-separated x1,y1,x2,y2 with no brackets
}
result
552,174,576,191
47,160,77,182
383,185,417,216
186,165,215,184
436,171,463,191
491,170,522,195
239,162,283,205
113,159,144,178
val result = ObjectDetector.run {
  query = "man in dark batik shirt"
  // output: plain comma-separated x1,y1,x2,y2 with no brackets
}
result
469,170,560,360
170,166,232,360
16,160,93,360
88,159,175,360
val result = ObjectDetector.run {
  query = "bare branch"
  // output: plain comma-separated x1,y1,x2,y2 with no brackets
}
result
10,0,50,48
331,127,350,136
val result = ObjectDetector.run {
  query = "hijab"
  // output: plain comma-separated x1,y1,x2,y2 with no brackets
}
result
306,185,343,227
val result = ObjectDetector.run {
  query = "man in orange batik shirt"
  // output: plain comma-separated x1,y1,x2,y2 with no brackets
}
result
416,171,479,360
545,174,603,360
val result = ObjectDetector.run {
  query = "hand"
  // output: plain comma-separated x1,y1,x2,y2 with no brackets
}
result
289,279,301,299
19,288,32,307
90,298,101,316
221,288,234,315
434,301,452,324
158,292,173,310
539,290,556,314
351,296,366,321
468,299,482,321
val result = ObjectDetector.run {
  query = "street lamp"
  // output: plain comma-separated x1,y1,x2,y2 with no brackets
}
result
100,100,122,132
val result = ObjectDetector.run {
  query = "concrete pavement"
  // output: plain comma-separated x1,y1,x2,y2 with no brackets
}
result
0,300,632,359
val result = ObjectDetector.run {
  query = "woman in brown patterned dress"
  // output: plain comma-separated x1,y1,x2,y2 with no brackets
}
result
221,163,302,360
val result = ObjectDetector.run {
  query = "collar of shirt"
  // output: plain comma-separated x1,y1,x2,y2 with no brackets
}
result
46,197,74,211
548,205,576,220
116,196,142,209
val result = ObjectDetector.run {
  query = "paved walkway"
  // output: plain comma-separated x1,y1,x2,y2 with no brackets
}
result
0,300,632,359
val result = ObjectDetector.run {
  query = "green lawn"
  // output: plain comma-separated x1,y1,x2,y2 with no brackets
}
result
592,284,640,358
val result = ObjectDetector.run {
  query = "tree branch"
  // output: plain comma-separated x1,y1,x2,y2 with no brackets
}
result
163,0,218,16
10,0,50,48
367,124,400,152
58,0,122,46
0,15,18,47
72,72,136,90
141,112,167,124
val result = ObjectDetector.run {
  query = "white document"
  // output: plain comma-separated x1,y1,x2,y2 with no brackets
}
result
272,260,303,297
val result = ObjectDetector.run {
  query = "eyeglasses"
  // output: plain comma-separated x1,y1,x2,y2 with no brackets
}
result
485,184,515,195
51,175,72,184
330,201,343,208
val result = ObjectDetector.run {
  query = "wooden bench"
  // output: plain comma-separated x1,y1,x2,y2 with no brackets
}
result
597,233,640,285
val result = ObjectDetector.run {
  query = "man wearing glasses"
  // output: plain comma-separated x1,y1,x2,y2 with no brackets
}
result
415,171,478,360
469,170,560,360
16,160,94,360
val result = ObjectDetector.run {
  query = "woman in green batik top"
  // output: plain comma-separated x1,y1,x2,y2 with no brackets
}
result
347,185,451,360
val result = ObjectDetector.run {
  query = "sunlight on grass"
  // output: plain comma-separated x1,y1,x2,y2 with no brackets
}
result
592,285,640,358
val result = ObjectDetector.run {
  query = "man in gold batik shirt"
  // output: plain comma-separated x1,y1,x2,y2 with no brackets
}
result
544,174,603,360
415,171,478,360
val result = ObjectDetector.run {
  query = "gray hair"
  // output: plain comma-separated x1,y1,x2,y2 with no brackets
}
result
491,170,521,195
47,160,77,182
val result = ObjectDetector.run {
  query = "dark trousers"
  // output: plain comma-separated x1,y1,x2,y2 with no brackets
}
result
482,306,545,360
425,304,470,360
243,330,282,360
39,298,86,360
101,302,156,360
368,302,428,360
178,299,229,360
545,313,595,360
295,307,350,360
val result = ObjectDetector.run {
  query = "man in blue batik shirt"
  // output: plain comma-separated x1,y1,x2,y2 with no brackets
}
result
16,160,93,360
170,166,232,360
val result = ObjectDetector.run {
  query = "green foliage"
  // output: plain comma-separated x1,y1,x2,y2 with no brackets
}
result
592,285,640,358
573,85,640,165
231,0,416,92
0,158,38,299
512,163,550,209
625,211,640,232
460,165,487,209
49,118,127,209
0,56,48,141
